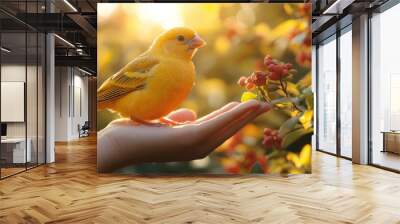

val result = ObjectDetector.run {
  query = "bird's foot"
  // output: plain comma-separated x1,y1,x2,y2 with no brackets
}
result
131,118,166,127
159,117,187,126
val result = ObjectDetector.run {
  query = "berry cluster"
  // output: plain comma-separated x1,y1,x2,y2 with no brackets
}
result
264,55,292,81
237,55,293,90
262,128,282,149
238,71,267,90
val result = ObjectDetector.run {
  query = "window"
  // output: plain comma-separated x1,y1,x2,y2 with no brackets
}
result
339,27,352,158
370,3,400,171
317,36,337,154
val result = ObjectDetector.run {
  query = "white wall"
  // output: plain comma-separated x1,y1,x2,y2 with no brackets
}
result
54,67,89,141
55,67,69,141
1,65,31,137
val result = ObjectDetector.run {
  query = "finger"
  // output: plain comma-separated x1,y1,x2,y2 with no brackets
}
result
206,102,270,150
195,102,239,123
166,109,197,122
197,100,262,136
108,118,137,127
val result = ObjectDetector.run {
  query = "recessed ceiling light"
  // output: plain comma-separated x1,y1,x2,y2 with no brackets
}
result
1,47,11,53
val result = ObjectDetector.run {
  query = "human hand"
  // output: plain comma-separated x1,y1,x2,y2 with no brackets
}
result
97,100,270,172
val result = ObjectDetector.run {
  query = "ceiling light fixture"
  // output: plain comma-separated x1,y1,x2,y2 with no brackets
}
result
1,47,11,53
63,0,78,12
54,34,75,48
322,0,354,15
323,0,341,14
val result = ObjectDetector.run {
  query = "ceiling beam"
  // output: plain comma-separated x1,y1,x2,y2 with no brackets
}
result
67,13,97,38
55,55,96,72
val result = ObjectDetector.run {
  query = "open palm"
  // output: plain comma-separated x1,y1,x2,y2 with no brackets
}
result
97,100,270,172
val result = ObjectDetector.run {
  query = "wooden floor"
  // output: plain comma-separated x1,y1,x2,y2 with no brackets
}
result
372,150,400,171
1,167,26,178
1,136,400,224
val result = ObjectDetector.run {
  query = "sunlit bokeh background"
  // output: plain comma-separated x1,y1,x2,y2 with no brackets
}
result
98,3,311,174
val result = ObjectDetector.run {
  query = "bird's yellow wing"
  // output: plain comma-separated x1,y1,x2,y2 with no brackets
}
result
97,56,159,103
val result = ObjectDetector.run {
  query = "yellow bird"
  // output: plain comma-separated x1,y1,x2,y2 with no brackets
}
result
97,27,206,125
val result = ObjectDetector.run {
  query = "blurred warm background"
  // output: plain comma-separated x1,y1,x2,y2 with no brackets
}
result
98,3,311,174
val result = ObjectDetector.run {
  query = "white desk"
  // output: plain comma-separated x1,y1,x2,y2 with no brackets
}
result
1,138,31,163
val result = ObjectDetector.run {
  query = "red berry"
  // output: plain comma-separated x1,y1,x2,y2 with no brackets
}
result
267,64,275,71
264,55,273,66
246,82,255,90
237,76,247,87
262,128,282,149
274,65,283,74
264,128,272,135
269,72,281,80
251,71,267,86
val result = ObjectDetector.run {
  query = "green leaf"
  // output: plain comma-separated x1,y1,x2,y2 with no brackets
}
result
301,87,313,96
282,128,314,149
259,109,291,128
241,91,257,102
297,72,311,90
274,89,286,97
305,94,313,110
250,162,264,174
279,116,300,137
270,97,291,105
286,81,300,96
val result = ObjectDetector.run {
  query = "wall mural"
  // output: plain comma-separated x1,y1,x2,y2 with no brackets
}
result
97,3,312,174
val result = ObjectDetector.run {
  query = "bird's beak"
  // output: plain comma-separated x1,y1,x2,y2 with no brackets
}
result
187,35,206,49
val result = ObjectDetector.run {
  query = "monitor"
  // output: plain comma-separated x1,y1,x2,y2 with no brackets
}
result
1,123,7,137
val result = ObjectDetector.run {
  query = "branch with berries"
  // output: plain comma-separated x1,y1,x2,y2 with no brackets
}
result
235,54,314,174
238,55,301,112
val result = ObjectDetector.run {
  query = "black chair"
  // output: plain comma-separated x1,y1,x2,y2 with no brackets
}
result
78,121,90,138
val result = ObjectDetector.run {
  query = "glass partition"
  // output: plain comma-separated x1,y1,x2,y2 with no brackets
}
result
370,3,400,171
1,30,28,177
38,32,45,165
27,30,38,169
0,1,46,179
317,36,337,154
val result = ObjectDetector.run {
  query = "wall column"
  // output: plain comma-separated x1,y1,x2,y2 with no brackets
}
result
352,14,369,164
46,33,55,163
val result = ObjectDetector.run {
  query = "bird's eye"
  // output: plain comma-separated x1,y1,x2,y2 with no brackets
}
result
176,35,185,42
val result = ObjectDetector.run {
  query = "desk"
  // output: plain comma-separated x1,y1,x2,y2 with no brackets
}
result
1,138,31,163
382,131,400,154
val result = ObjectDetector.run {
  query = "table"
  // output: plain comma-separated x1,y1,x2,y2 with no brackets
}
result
1,138,31,164
382,131,400,154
